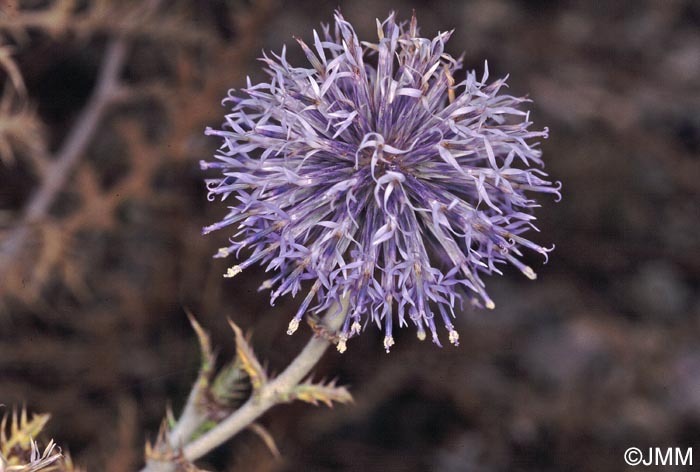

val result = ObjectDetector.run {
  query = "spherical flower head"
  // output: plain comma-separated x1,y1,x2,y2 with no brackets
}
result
202,11,561,352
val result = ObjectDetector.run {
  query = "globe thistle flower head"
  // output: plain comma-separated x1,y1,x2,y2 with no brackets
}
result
203,11,561,352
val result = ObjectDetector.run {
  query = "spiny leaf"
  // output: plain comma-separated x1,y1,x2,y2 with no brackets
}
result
149,312,215,451
144,419,211,472
165,402,177,430
0,43,26,94
290,379,353,408
144,419,172,462
185,309,215,390
248,423,280,459
0,408,75,471
1,408,51,456
228,319,267,391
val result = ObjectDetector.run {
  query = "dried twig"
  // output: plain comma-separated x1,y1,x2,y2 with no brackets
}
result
0,0,208,45
0,37,127,287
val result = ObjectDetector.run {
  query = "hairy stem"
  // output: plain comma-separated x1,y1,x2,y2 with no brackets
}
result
184,317,340,460
141,300,348,471
167,389,205,449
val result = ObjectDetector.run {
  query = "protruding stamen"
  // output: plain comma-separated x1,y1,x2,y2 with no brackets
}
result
351,321,361,335
485,300,496,310
522,265,537,280
287,318,300,335
217,247,230,258
417,330,426,341
260,279,274,290
383,336,395,352
224,266,242,278
449,329,459,346
337,335,348,353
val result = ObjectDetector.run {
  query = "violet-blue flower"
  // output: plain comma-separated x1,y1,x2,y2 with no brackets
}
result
202,11,561,353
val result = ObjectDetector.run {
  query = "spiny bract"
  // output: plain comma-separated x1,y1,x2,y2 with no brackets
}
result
203,11,560,352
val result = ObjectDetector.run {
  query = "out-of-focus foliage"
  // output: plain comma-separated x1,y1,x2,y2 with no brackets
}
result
0,0,273,306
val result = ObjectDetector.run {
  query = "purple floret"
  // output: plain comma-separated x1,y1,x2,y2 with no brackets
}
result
203,11,561,352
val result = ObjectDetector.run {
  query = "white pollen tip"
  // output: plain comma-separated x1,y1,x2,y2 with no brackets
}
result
449,329,460,345
486,300,496,310
286,318,300,335
351,321,362,335
224,265,242,278
523,266,538,280
217,247,230,257
260,279,273,290
383,336,395,352
337,336,347,353
417,331,427,341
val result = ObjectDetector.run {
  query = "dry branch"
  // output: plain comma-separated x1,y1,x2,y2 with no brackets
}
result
0,37,127,290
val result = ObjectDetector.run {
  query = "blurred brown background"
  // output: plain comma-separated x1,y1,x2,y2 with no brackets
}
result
1,0,699,471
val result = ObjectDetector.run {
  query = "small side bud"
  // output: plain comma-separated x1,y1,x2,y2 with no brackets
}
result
224,266,242,278
287,318,300,335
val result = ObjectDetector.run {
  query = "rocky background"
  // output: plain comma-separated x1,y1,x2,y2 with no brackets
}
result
1,1,698,471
